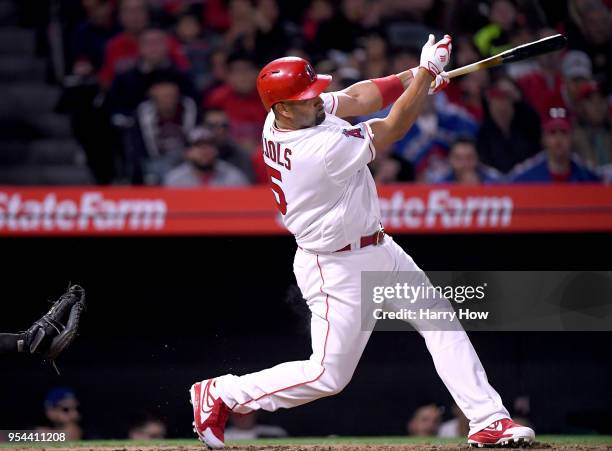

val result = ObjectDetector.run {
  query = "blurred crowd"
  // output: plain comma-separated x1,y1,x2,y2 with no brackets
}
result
36,0,612,185
0,387,168,441
0,386,288,441
0,386,532,440
406,396,533,438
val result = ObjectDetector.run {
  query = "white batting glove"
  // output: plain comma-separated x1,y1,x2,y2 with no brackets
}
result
409,68,450,94
418,34,452,78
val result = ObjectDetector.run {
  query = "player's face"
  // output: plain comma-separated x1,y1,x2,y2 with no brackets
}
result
544,129,571,160
450,143,478,174
580,92,607,125
47,398,81,425
282,96,325,129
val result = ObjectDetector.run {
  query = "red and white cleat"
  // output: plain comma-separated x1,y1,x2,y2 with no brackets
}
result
468,418,535,447
189,379,230,449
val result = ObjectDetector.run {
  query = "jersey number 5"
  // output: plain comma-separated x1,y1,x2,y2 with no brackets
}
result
265,164,287,215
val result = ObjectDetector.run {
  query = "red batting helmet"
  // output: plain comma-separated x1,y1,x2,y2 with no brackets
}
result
257,57,332,112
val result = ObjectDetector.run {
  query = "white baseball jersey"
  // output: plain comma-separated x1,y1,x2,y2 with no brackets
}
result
261,92,381,253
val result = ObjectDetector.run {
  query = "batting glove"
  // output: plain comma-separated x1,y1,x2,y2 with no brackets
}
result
419,34,452,78
410,68,450,94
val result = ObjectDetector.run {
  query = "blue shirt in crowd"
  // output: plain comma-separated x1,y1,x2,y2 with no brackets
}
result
436,165,502,184
393,107,479,179
509,152,600,183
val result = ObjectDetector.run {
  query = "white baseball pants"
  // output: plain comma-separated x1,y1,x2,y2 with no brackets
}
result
215,236,509,435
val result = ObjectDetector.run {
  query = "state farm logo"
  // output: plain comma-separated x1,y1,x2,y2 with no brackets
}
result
380,190,513,228
0,192,167,231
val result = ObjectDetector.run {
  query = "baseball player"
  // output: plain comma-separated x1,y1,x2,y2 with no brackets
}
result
190,35,535,448
0,285,86,366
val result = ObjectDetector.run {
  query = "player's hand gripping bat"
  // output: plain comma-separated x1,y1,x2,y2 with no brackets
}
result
435,34,567,85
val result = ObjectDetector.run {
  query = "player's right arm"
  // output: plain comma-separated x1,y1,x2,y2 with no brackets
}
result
368,34,452,152
331,69,415,118
321,35,452,184
333,68,448,118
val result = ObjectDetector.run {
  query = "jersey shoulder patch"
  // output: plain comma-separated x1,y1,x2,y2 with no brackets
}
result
342,127,365,139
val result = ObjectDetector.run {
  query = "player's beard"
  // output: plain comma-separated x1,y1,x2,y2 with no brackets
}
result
314,109,325,126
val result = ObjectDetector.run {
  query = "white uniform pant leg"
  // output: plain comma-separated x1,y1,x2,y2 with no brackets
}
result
383,237,510,435
216,246,391,414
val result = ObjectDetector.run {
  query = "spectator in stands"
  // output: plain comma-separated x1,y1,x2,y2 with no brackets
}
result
203,108,255,182
251,0,294,63
369,141,415,184
454,35,481,68
392,96,479,182
61,0,123,185
511,395,533,430
222,0,291,64
438,403,469,438
128,412,167,440
284,46,311,62
224,412,288,440
174,13,222,93
331,66,362,92
223,0,255,49
301,0,334,44
444,0,489,35
359,34,389,79
202,0,231,32
389,49,419,77
477,76,541,173
204,52,266,152
515,28,565,120
147,0,191,27
106,28,196,120
473,0,522,57
377,0,436,23
70,0,120,77
448,71,489,123
13,0,612,191
308,0,380,58
164,127,250,187
314,56,361,93
504,27,539,80
435,137,501,184
559,51,594,116
573,82,612,181
208,48,230,91
406,402,443,437
509,108,600,183
127,75,198,184
98,0,189,87
445,36,489,122
565,0,611,93
36,388,83,441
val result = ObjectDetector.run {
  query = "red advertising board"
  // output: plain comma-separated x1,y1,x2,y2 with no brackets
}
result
0,184,610,236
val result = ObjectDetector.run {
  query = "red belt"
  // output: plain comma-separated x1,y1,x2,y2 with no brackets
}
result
335,228,385,252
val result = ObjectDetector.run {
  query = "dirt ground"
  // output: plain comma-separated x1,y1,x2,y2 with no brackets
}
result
8,444,611,451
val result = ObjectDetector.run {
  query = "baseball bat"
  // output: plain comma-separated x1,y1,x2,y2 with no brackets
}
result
438,34,567,83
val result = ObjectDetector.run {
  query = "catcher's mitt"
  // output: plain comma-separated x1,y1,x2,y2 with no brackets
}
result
19,285,86,361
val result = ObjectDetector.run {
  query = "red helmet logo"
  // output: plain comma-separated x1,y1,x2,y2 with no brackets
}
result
257,57,332,112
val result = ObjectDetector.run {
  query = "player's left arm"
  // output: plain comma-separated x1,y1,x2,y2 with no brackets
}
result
333,68,449,118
